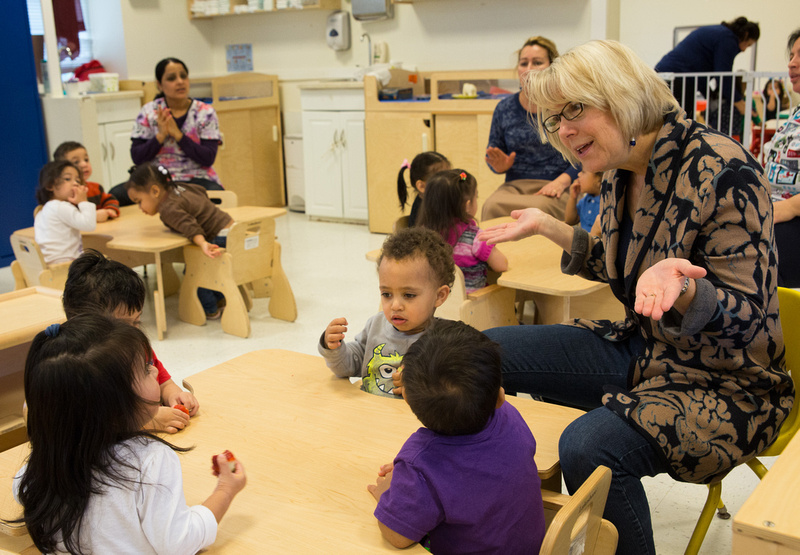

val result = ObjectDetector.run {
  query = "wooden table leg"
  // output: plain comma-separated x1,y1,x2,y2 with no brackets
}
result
268,241,297,322
154,252,167,340
532,294,571,325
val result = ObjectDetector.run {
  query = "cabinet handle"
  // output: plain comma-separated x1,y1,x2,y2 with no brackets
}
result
101,143,107,161
272,125,278,142
110,143,115,160
333,129,340,149
340,129,346,149
422,133,429,152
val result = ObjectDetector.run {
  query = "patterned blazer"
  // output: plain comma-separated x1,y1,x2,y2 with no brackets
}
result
562,110,795,484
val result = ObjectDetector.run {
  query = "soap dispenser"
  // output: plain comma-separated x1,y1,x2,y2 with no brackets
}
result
326,11,351,51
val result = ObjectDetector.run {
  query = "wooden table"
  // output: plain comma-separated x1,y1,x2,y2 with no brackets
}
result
483,218,625,324
0,349,584,552
0,287,65,453
732,432,800,553
15,205,287,340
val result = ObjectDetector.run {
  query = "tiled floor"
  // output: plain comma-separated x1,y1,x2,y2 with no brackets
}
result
0,211,774,554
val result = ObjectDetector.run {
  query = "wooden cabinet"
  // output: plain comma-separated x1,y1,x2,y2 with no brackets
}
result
364,70,510,233
301,86,368,221
40,91,143,188
365,111,433,232
188,0,340,18
204,73,285,207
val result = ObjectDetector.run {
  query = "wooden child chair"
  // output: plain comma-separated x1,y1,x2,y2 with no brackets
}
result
9,233,70,291
685,286,800,555
540,465,618,555
435,266,518,331
207,190,239,209
178,215,297,338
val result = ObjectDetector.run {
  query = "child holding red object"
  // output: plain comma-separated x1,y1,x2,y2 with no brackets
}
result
367,320,545,552
9,315,245,553
53,141,120,222
63,249,199,433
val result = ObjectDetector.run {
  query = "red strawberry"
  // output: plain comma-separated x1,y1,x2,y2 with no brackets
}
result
211,450,236,476
173,404,190,417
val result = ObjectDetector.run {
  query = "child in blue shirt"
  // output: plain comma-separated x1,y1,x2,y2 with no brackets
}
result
565,170,603,235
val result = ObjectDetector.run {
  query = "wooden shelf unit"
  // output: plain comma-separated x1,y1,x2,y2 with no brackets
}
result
188,0,340,19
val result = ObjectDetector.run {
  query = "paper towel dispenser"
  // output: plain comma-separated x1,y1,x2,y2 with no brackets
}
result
352,0,393,21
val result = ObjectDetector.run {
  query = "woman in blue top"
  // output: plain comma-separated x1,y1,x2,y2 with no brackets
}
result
655,16,759,125
482,36,579,220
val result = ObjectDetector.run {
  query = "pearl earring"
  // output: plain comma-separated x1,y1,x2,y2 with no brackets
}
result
630,138,637,147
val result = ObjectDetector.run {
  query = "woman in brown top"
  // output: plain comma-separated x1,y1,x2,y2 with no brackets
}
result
126,163,232,318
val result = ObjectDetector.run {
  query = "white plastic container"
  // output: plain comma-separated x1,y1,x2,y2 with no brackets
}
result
89,72,119,93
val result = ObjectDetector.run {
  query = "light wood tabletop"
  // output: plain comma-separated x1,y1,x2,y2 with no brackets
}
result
0,349,584,552
14,205,287,340
732,432,800,553
0,287,66,453
482,217,625,324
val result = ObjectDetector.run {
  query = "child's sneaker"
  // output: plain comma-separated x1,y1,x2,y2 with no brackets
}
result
206,308,223,320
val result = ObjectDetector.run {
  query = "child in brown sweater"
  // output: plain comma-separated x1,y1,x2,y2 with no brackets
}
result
126,163,233,319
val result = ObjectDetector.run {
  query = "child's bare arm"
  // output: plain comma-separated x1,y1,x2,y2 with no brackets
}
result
564,181,580,226
367,469,415,548
193,235,223,258
203,454,247,523
486,246,508,273
146,406,189,434
161,378,199,416
324,317,348,350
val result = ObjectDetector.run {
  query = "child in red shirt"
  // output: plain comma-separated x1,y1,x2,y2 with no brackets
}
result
54,141,120,222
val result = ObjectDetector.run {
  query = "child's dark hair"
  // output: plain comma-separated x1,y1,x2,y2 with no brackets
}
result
154,57,189,100
417,169,478,239
397,151,450,210
36,160,82,205
379,227,455,288
12,314,186,554
402,320,502,435
53,141,85,162
63,249,146,319
125,163,175,193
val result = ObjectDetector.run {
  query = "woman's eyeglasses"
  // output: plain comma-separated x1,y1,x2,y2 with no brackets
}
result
543,102,584,133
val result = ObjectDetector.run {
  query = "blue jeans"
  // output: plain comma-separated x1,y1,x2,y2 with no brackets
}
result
483,324,664,553
560,408,670,555
197,235,226,315
483,324,641,409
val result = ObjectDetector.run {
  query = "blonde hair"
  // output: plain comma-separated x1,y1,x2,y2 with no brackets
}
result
526,40,679,166
518,36,559,64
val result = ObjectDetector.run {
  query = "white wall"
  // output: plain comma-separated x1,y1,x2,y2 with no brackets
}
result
106,0,800,135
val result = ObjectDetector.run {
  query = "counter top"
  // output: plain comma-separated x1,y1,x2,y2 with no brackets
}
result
41,90,143,101
298,81,364,91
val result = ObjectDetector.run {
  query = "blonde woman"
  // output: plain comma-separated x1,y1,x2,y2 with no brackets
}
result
480,40,793,554
481,37,579,220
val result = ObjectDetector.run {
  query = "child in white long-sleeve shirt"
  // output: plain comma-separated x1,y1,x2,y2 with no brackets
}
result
33,160,96,264
11,315,246,554
319,227,454,398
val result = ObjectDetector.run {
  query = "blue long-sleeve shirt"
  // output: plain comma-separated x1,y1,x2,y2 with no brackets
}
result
655,24,743,102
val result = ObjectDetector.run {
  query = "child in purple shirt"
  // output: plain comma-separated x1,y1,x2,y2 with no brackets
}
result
367,320,545,553
419,169,508,293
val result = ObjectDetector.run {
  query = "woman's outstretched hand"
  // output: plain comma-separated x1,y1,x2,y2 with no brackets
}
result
485,146,517,174
634,258,707,321
477,208,549,245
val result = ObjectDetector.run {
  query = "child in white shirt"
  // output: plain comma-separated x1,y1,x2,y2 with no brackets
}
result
11,314,246,554
33,160,96,264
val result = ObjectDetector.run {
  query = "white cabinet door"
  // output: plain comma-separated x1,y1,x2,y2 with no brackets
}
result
302,112,343,219
340,112,367,221
101,120,135,187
